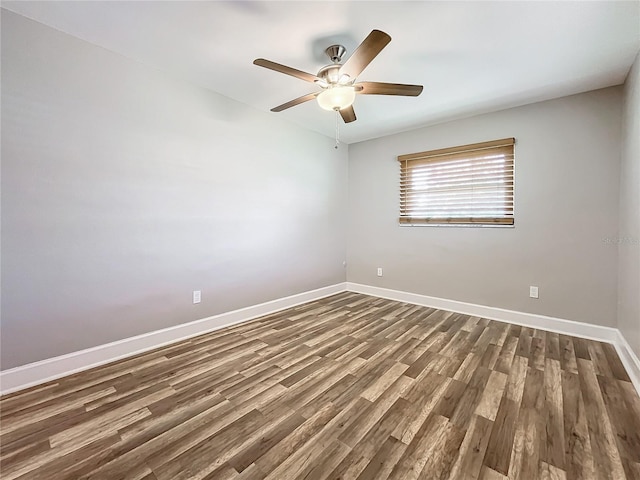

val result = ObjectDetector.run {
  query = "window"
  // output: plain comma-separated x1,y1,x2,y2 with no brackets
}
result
398,138,515,226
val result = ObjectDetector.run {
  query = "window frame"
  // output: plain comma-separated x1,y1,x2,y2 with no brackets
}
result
398,138,515,227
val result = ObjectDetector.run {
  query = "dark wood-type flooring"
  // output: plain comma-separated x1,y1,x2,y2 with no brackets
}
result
1,292,639,480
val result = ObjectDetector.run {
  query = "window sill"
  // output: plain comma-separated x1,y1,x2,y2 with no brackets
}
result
398,223,515,228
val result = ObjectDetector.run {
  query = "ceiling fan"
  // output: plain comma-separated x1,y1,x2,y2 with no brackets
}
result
253,30,423,124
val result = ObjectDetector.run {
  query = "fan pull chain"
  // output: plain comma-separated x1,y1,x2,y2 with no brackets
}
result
334,109,340,149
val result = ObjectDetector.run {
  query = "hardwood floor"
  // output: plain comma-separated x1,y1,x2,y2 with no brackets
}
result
1,292,639,480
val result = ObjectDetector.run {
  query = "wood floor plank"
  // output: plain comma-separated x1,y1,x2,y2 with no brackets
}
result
505,354,529,404
475,370,508,422
494,335,519,374
539,461,567,480
253,402,341,476
508,367,544,480
587,342,614,378
416,418,465,480
562,370,596,480
327,396,411,480
622,458,640,480
482,396,519,475
596,374,640,464
577,358,626,479
601,343,632,382
226,412,306,473
432,378,467,419
530,334,547,371
559,335,579,374
393,371,451,444
387,414,451,480
355,436,406,480
0,292,637,480
542,358,565,471
546,333,561,362
480,466,509,480
338,375,413,447
448,414,494,480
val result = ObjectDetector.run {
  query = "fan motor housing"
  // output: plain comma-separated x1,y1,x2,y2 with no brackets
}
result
317,64,342,84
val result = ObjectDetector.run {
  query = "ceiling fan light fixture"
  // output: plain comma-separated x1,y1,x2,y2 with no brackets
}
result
317,85,356,111
254,30,422,123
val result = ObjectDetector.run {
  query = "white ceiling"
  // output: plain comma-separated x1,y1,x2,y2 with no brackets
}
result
3,1,640,144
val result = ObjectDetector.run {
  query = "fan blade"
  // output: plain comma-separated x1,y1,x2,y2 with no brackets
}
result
339,30,391,80
356,81,423,96
271,92,318,112
253,58,320,83
340,105,356,123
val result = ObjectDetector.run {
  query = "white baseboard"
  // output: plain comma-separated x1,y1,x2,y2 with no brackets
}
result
347,282,640,394
347,283,619,342
0,283,347,395
3,281,638,397
614,330,640,394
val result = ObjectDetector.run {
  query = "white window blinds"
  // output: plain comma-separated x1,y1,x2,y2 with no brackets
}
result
398,138,515,226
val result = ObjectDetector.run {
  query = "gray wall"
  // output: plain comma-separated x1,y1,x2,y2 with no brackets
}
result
347,88,623,327
619,52,640,358
1,11,347,369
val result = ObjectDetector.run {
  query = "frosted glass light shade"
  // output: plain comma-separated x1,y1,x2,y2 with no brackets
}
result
317,86,356,111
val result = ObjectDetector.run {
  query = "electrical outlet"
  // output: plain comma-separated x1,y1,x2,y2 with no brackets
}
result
193,290,201,304
377,267,383,277
529,286,539,299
